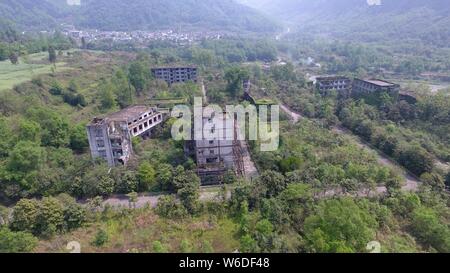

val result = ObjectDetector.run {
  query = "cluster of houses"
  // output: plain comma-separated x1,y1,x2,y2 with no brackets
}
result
62,25,224,46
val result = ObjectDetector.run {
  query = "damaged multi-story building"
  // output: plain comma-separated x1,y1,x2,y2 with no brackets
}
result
352,78,401,96
151,66,198,85
86,105,165,166
185,108,245,185
316,76,352,92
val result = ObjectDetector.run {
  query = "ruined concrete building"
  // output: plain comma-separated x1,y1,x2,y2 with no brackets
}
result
352,78,400,96
86,105,164,166
151,66,198,85
185,108,245,185
316,76,352,92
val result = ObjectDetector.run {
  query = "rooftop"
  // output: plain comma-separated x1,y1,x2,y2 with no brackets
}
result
363,79,398,87
316,76,350,81
107,105,151,121
151,66,197,70
89,105,154,125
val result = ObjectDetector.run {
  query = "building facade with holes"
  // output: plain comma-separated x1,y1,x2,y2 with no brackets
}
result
86,105,164,166
151,66,198,85
185,108,244,185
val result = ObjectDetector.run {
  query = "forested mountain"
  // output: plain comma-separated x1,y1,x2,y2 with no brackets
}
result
240,0,450,45
0,0,278,33
0,0,61,30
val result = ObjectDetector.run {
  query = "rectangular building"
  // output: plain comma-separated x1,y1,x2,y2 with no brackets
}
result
186,109,244,185
151,66,198,85
316,76,352,92
86,105,164,166
352,78,400,96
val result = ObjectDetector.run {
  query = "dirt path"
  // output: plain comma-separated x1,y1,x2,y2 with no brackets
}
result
240,140,259,180
280,104,303,123
279,103,421,192
201,80,208,104
102,187,229,209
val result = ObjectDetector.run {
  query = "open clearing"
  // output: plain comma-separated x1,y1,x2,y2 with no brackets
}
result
0,51,72,91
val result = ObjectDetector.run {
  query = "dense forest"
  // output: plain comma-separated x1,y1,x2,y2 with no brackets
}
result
0,0,278,33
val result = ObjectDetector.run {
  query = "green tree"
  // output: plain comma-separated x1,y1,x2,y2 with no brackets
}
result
113,69,134,108
304,198,378,253
156,163,173,191
279,156,302,173
35,197,64,237
27,108,70,148
240,234,257,253
115,171,138,194
128,61,150,95
81,37,87,49
445,172,450,188
48,46,57,63
63,203,87,231
92,229,109,247
174,170,201,213
224,67,250,98
397,146,433,176
420,173,445,192
67,80,79,93
138,162,156,192
10,199,40,233
0,118,13,158
257,171,286,198
99,80,117,110
155,195,188,219
81,163,115,197
17,119,41,144
152,241,167,253
180,239,193,253
9,51,18,65
8,141,45,173
0,228,38,253
69,123,89,153
410,207,450,252
127,192,138,209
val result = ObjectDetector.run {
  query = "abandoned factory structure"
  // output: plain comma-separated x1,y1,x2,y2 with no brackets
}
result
86,105,165,166
352,78,400,96
315,76,416,103
185,108,245,185
151,66,198,85
316,76,352,92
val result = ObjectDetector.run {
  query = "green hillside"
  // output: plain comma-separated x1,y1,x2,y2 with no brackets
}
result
241,0,450,45
0,0,279,33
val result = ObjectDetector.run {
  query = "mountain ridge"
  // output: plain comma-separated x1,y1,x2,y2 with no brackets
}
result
0,0,279,33
239,0,450,45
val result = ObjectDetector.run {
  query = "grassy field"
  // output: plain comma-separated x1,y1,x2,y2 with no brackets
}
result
36,207,240,253
0,51,74,91
0,49,136,125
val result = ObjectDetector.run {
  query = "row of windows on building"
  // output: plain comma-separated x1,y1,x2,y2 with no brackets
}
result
128,111,155,126
131,114,162,135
